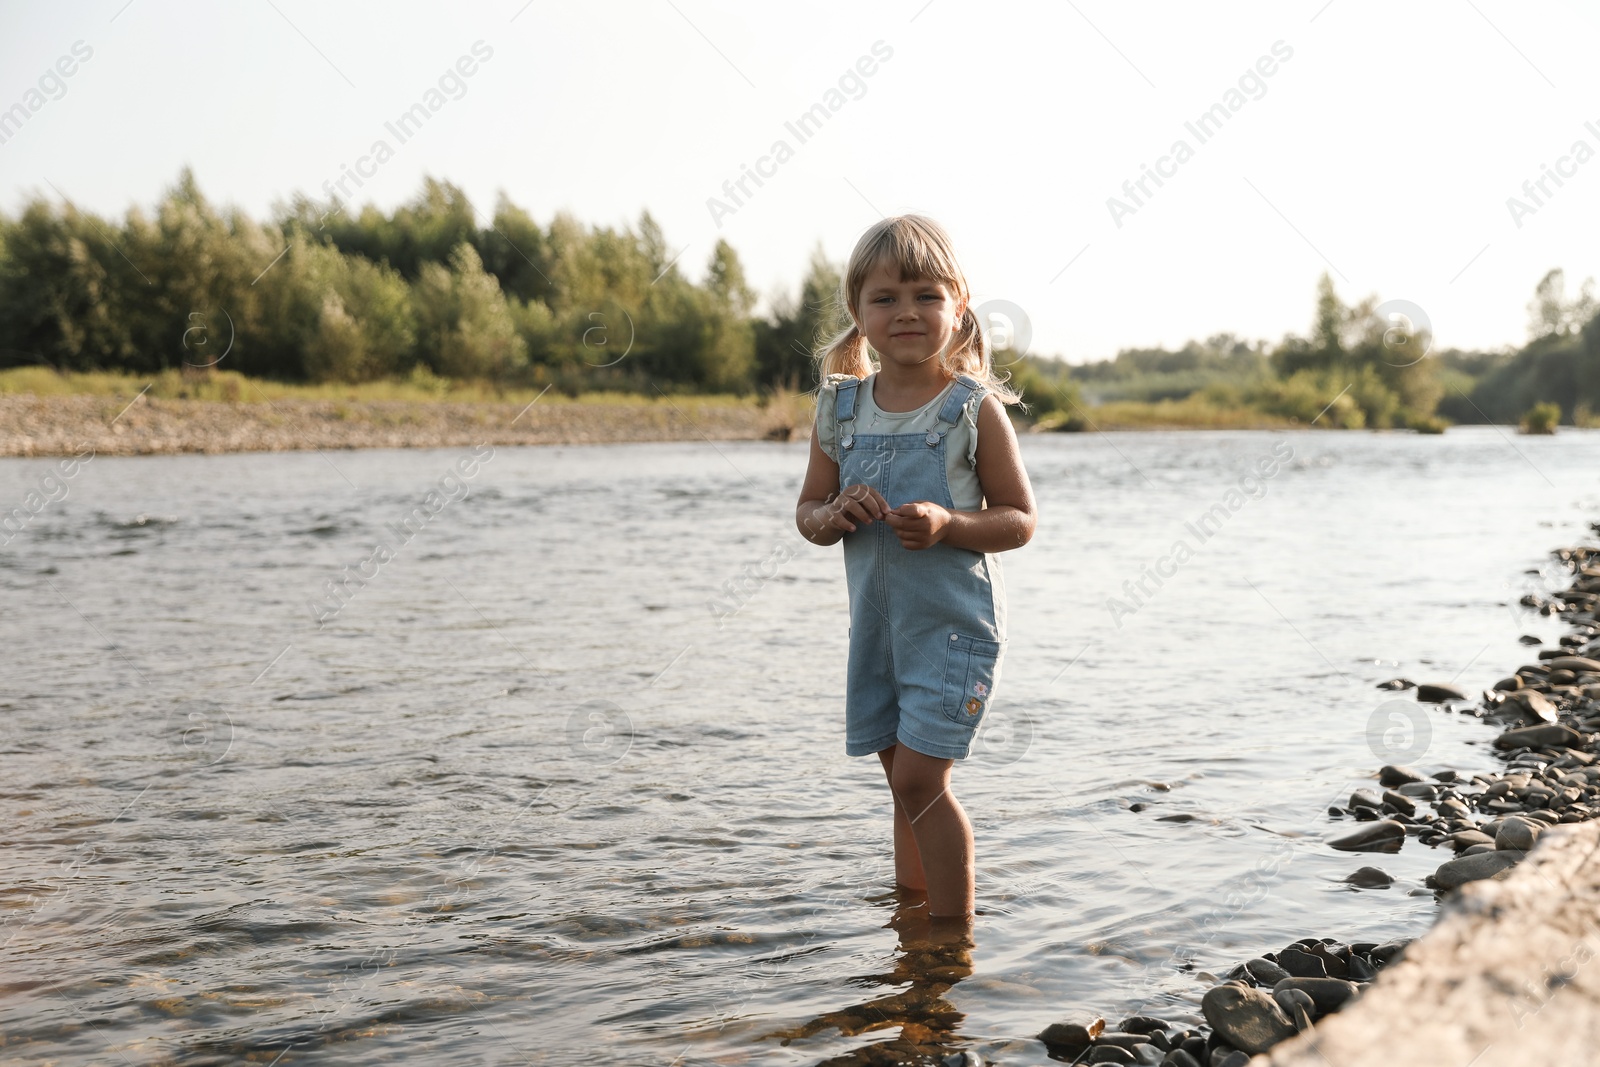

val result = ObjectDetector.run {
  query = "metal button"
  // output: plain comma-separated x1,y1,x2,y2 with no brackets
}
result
925,431,939,446
840,434,853,449
950,633,958,641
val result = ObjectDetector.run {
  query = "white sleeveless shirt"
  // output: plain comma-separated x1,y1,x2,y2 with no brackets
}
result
814,372,986,512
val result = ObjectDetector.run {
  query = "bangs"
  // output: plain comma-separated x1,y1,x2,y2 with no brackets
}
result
847,216,964,305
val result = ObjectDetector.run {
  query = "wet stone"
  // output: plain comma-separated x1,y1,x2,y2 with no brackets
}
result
1379,764,1426,786
1446,829,1494,852
1039,1018,1105,1048
1496,816,1541,851
1118,1016,1170,1036
1496,722,1580,749
1417,682,1469,702
1244,957,1290,985
1348,789,1382,811
1275,946,1327,978
1340,866,1394,888
1273,976,1361,1013
1381,789,1417,816
1272,985,1316,1031
1308,942,1350,977
1329,819,1406,853
1431,849,1525,890
1200,984,1297,1056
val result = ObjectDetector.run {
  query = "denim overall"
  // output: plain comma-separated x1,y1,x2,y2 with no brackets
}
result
835,374,1006,760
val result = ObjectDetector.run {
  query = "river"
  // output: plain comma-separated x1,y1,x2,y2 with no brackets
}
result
2,427,1597,1065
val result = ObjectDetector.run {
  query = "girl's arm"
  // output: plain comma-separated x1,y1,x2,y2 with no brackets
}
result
796,423,891,546
885,395,1037,552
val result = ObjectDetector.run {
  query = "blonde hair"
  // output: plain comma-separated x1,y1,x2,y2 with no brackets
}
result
814,214,1021,404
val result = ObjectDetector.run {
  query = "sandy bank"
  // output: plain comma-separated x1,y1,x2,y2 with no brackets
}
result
0,392,797,457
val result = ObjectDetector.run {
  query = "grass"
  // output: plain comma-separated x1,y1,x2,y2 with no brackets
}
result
5,367,1449,435
0,366,763,409
1032,395,1298,431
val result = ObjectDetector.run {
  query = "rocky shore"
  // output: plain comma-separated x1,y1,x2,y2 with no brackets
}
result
0,392,792,457
1026,531,1600,1067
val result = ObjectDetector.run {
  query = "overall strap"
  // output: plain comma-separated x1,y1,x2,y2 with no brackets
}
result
933,374,984,430
833,376,861,449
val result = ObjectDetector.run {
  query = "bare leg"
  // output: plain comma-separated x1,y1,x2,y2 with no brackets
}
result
887,745,974,918
877,745,927,891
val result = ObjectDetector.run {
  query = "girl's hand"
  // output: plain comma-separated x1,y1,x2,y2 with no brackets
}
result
885,501,951,550
821,483,891,534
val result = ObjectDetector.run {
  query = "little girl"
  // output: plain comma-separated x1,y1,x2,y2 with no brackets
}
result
795,215,1037,923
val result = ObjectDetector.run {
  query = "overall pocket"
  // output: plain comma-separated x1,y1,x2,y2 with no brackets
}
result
941,633,1004,727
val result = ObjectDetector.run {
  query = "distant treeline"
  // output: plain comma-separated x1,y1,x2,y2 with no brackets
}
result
1049,269,1600,429
0,168,840,396
0,169,1595,426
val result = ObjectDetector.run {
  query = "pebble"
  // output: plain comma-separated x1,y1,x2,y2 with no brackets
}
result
1502,690,1559,724
1118,1015,1170,1035
1160,1050,1201,1067
1348,788,1382,811
1274,946,1327,978
1376,678,1415,690
1381,789,1417,816
1495,723,1580,750
1199,984,1296,1055
1039,1018,1104,1048
1130,1045,1164,1066
1272,986,1316,1031
1087,1046,1135,1064
1549,656,1600,673
1445,829,1494,852
1416,682,1469,703
1437,797,1470,818
1496,816,1541,851
1273,976,1361,1013
1369,939,1410,965
1211,1051,1251,1067
1329,819,1406,853
1378,764,1426,786
941,1053,982,1067
1244,957,1290,985
1340,866,1394,888
1431,849,1525,890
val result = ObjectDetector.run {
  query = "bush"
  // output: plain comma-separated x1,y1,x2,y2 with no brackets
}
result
1520,402,1560,434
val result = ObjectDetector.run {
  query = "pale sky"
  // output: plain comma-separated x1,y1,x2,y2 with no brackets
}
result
2,0,1596,363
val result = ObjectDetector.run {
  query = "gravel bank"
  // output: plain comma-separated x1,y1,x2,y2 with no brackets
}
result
0,393,793,456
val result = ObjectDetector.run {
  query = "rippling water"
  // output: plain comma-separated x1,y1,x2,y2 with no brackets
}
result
2,428,1599,1065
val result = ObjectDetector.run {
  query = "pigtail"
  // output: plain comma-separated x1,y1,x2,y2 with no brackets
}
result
815,318,873,382
941,305,1022,404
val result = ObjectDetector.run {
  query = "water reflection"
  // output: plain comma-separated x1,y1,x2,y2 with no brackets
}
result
765,891,977,1065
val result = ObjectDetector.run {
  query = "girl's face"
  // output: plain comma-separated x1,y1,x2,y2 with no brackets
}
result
853,260,966,371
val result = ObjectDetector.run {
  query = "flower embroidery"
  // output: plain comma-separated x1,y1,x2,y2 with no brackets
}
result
965,697,983,716
972,681,988,697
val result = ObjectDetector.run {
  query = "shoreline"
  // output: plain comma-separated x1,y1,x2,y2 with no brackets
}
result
0,391,1529,459
1031,531,1600,1066
0,393,798,457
